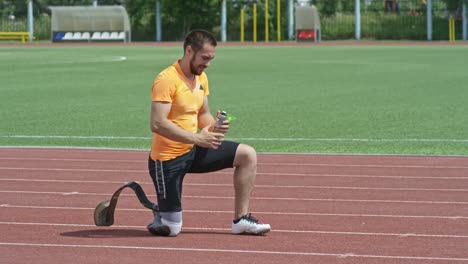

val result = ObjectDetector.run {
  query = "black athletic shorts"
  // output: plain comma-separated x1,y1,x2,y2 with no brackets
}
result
148,140,240,212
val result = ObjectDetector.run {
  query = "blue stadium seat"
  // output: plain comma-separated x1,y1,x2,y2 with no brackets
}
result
54,32,65,41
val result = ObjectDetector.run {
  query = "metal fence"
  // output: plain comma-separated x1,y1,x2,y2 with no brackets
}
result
223,0,466,42
0,0,466,42
0,16,50,40
314,0,466,40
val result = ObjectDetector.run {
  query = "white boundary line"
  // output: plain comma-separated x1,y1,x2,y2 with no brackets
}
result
1,148,466,261
0,241,467,261
0,167,147,173
1,135,150,140
1,204,467,220
0,145,147,152
2,190,468,205
2,167,468,180
1,145,468,157
1,221,468,238
1,177,468,192
3,135,468,143
1,157,468,169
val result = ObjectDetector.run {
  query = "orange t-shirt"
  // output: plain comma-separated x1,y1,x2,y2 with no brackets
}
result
150,61,209,161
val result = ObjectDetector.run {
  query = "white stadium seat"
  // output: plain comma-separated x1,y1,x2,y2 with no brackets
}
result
100,32,110,39
62,32,73,40
49,6,131,43
91,32,102,40
77,31,126,41
71,32,82,40
81,32,90,40
109,32,119,39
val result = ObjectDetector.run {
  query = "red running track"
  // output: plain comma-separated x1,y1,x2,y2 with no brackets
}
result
1,147,468,264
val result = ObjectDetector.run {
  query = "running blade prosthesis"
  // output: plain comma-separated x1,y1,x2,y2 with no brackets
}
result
94,181,158,226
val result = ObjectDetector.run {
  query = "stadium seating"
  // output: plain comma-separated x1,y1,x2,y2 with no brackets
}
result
55,31,126,42
81,32,90,40
71,32,82,40
61,32,73,40
100,32,110,39
91,32,101,40
118,32,125,40
50,6,130,43
109,32,119,40
54,32,65,41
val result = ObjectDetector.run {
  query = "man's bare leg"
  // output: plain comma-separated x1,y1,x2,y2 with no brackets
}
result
231,144,271,235
232,144,257,219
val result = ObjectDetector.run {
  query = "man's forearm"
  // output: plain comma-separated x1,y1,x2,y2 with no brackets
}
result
151,119,197,144
198,112,215,131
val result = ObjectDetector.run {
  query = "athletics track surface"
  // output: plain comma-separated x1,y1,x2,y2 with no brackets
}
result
1,147,468,263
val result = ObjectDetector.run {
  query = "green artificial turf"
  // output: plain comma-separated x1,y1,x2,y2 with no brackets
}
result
1,45,467,155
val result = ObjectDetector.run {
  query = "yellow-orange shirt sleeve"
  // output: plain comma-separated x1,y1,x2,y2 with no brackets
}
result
200,72,210,97
151,70,175,102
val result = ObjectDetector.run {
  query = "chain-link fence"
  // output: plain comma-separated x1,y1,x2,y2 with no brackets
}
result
313,0,466,40
0,0,466,41
0,16,50,40
219,0,466,42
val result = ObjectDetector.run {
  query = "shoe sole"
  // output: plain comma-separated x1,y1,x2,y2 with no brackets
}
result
233,228,271,235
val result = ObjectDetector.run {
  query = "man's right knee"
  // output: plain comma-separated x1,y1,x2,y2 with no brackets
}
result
233,144,257,168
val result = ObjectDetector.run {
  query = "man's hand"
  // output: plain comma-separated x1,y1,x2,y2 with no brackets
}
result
213,119,230,134
195,126,225,149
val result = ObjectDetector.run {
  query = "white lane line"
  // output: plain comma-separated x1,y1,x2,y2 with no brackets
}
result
2,190,468,205
259,173,468,180
260,163,468,169
2,157,467,169
338,253,356,258
0,167,146,173
3,134,468,143
0,178,133,185
0,242,467,261
1,135,150,140
2,167,467,180
236,137,468,143
2,146,468,158
1,177,468,192
191,183,468,192
0,178,134,184
111,56,127,62
0,157,146,163
1,221,468,238
0,145,146,151
1,204,467,220
62,192,79,196
0,178,132,185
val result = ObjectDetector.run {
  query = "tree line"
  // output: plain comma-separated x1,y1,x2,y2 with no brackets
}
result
1,0,466,41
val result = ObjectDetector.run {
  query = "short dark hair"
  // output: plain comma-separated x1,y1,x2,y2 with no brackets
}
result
183,29,217,54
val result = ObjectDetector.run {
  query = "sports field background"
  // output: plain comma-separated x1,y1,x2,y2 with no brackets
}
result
1,44,467,155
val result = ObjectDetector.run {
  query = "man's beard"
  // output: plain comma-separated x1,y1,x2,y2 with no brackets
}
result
189,56,203,76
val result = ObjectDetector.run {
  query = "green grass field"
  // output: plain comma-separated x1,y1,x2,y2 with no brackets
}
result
1,44,467,155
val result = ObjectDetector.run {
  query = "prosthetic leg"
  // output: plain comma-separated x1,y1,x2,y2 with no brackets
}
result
94,181,158,226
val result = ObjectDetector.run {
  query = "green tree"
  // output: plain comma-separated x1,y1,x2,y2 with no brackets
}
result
443,0,459,11
442,0,468,17
311,0,339,17
340,0,355,13
159,0,220,41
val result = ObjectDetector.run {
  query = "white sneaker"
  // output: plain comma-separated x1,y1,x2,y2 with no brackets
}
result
232,213,271,235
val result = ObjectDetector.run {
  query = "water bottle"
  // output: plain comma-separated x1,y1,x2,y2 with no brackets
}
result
214,111,227,132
